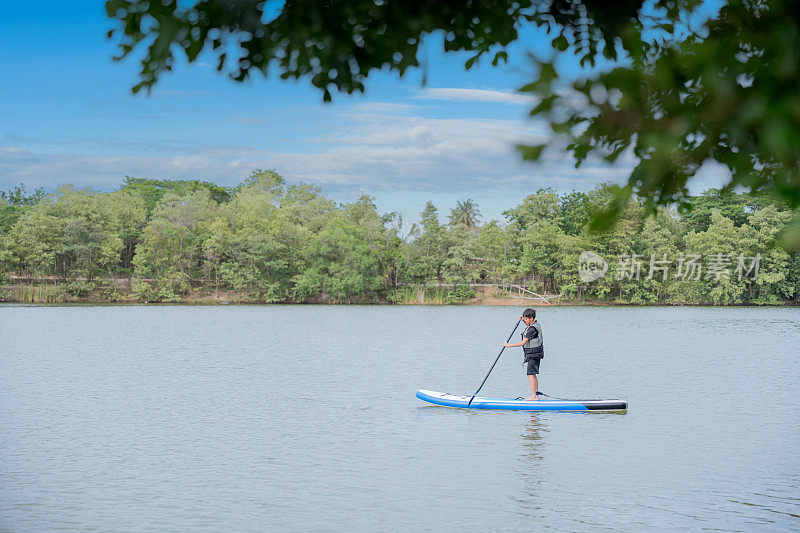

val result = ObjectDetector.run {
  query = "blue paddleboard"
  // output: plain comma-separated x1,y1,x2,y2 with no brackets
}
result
416,389,627,411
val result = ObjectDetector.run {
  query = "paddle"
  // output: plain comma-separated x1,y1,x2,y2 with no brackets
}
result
466,319,522,409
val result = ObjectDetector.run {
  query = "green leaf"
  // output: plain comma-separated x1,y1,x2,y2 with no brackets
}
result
491,50,508,66
517,144,546,161
552,35,569,52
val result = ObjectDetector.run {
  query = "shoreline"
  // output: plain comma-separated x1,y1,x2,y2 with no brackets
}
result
1,287,796,307
2,283,797,306
1,301,795,307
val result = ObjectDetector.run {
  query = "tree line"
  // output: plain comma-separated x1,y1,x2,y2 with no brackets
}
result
1,170,798,305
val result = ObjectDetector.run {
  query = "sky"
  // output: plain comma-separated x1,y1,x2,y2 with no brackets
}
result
0,1,729,226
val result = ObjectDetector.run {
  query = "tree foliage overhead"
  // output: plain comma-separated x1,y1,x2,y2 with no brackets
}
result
106,0,800,245
105,0,644,99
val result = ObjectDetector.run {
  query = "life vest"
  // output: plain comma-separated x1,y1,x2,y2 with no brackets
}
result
522,321,544,359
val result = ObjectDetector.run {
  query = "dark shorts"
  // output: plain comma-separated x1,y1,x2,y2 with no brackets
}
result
526,358,541,375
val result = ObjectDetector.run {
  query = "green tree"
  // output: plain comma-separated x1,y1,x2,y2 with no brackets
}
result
502,189,570,291
236,168,285,196
292,216,381,302
104,190,148,271
476,220,508,281
449,199,481,229
121,177,232,215
559,191,590,236
4,187,126,290
683,211,756,305
57,187,128,284
218,175,288,301
6,205,61,281
442,224,482,285
574,187,647,302
517,219,571,294
201,217,232,295
630,210,681,304
748,206,794,304
503,189,562,231
680,190,782,233
405,202,449,284
0,184,46,206
344,195,401,289
0,185,46,241
132,189,218,300
420,201,440,233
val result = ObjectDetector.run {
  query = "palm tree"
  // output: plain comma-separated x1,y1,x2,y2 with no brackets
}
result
449,199,481,228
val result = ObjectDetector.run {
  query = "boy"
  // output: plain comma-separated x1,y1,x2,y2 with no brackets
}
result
503,308,544,400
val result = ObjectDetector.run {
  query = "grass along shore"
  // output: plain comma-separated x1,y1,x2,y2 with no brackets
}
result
1,283,795,306
0,282,517,305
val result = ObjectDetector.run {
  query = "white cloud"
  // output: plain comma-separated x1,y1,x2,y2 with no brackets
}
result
0,146,257,189
415,87,535,105
688,159,733,193
264,114,553,191
0,112,633,196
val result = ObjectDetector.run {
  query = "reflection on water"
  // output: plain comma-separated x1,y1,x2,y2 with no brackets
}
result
513,415,548,516
521,415,547,461
729,498,800,519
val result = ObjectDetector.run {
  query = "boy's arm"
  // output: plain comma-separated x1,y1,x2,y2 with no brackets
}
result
503,338,529,348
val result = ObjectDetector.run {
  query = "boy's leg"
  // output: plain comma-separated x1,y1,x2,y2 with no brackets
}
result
526,374,539,401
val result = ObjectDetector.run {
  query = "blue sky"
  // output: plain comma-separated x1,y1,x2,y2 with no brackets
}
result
0,1,727,225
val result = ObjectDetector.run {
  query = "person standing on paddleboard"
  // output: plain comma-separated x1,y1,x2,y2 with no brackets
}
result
502,308,543,400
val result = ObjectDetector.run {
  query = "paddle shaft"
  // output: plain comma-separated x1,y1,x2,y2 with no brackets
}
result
466,319,522,408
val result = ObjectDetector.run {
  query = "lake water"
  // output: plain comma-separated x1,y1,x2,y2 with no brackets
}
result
1,305,798,531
